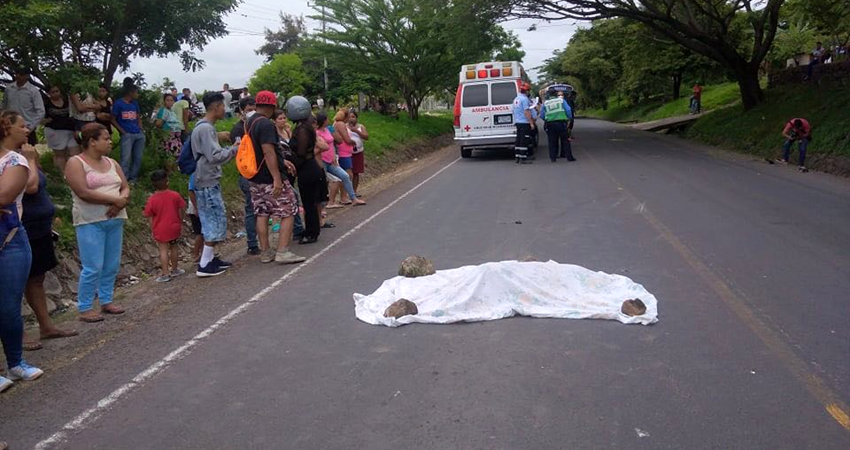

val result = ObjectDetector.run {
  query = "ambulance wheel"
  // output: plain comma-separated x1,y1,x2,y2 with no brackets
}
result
515,157,520,164
461,148,472,158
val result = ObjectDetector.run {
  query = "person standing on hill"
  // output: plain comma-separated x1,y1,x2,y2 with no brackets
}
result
691,83,703,114
222,83,233,119
541,90,575,163
2,67,44,146
806,42,825,81
777,118,811,172
112,79,146,183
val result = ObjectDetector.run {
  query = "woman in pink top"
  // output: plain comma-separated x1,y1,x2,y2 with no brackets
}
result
318,112,363,208
65,123,130,323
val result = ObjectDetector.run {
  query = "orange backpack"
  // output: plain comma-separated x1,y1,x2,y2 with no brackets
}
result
235,118,264,179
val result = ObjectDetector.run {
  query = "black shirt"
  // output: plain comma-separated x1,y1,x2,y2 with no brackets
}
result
232,114,289,185
22,171,56,240
44,96,75,131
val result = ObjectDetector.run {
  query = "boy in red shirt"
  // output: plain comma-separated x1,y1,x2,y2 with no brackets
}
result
144,170,187,282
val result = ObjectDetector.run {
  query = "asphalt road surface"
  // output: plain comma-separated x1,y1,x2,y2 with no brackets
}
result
2,119,849,449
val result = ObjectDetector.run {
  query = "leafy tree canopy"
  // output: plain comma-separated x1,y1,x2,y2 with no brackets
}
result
248,53,311,100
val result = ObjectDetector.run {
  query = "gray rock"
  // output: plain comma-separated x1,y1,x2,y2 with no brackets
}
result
383,299,419,319
67,281,78,295
21,301,33,318
517,255,539,262
621,298,647,317
45,298,58,314
398,255,435,278
146,244,160,259
62,258,81,278
119,263,138,278
43,271,63,296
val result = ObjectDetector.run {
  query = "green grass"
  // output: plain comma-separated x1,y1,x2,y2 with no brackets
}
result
584,82,743,122
687,84,850,159
41,110,452,251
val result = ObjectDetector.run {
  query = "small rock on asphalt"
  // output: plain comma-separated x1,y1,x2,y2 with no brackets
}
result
384,299,419,319
621,298,647,316
398,255,435,278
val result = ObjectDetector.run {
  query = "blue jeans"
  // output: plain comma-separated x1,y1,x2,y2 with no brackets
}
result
76,218,125,313
120,132,146,181
195,185,227,243
239,177,258,249
0,227,31,368
783,138,809,166
325,163,357,200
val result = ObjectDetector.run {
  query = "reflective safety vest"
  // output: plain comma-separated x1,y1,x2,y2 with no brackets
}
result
544,98,569,122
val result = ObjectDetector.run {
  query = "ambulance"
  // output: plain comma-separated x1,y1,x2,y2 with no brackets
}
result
453,61,530,158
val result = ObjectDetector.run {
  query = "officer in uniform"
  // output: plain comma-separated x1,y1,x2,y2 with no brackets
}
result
541,90,575,163
511,82,536,163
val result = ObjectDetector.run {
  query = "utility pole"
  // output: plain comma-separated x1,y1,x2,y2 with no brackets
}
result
323,5,328,94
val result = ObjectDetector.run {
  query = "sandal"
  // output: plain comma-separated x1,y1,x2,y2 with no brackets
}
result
298,236,318,245
101,304,125,315
321,222,336,229
353,199,366,206
23,340,43,351
79,313,104,323
41,329,79,340
325,203,345,209
340,201,353,206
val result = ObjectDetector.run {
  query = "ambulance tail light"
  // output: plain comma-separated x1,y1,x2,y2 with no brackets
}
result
466,71,475,80
490,69,500,77
503,67,513,77
478,70,488,78
453,84,463,127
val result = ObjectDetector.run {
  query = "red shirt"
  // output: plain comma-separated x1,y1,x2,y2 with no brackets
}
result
143,190,186,243
693,85,703,99
782,118,811,137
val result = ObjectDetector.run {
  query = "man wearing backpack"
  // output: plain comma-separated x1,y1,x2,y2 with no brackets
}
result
191,92,239,277
232,90,305,265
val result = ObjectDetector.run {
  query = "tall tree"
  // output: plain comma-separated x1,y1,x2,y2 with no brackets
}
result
256,13,307,62
506,0,786,110
0,0,238,88
312,0,519,119
248,53,310,99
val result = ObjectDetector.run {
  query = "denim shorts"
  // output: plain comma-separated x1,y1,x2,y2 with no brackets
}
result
195,185,227,243
338,156,353,171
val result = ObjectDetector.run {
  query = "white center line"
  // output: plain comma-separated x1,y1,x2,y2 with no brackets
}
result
34,157,462,449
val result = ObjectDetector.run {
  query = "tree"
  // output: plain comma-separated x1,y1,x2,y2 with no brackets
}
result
506,0,786,110
0,0,238,88
312,0,520,119
256,13,307,62
248,53,311,99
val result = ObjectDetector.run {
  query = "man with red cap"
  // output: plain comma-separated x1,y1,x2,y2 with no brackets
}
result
231,90,305,264
512,82,536,163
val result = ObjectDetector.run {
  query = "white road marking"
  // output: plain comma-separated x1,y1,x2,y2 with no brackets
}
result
34,157,462,449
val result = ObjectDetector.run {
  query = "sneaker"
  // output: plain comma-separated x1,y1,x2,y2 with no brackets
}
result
776,159,789,165
247,247,262,256
170,268,186,277
212,257,232,268
0,375,12,393
8,361,43,381
260,249,276,264
275,250,307,264
798,166,809,173
196,260,227,278
155,275,171,283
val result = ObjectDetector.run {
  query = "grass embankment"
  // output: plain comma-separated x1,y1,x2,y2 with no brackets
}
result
584,82,741,122
44,111,452,252
686,84,850,160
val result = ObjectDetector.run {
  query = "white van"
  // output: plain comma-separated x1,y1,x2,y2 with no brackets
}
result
453,61,529,158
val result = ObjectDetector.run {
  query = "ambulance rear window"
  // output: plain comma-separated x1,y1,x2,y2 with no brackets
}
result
491,82,516,105
462,84,488,107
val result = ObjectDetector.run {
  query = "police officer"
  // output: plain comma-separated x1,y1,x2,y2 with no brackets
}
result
512,82,536,163
541,90,575,163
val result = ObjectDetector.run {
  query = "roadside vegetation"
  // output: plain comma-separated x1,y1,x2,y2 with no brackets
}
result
583,82,742,123
686,85,850,159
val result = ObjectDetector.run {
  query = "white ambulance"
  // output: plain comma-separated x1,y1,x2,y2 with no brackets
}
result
453,61,530,158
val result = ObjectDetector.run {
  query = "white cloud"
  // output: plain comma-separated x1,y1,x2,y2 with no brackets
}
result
121,0,577,91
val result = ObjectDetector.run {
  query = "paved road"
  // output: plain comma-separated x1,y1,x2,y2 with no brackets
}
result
3,119,849,449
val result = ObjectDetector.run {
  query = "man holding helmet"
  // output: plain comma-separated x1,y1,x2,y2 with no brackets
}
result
512,82,536,163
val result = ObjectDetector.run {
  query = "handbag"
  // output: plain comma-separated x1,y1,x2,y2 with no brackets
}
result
0,203,21,253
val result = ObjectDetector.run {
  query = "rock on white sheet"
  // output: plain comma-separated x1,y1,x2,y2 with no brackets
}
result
353,260,659,327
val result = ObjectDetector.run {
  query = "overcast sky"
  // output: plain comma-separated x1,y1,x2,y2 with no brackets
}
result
120,0,578,92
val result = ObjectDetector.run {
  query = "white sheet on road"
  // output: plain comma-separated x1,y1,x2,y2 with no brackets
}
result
354,260,659,327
